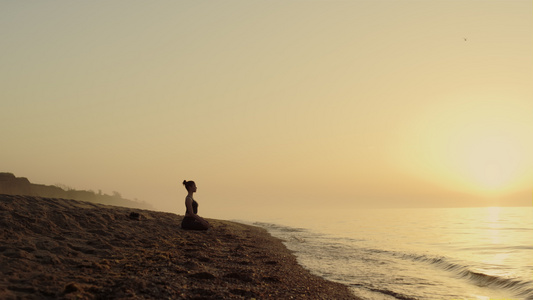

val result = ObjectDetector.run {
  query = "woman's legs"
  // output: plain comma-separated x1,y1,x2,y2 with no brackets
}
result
181,217,209,230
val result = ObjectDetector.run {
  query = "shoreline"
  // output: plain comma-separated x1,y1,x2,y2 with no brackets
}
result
0,194,359,299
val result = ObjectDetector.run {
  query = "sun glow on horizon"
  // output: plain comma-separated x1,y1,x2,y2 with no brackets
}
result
394,93,532,197
457,134,521,192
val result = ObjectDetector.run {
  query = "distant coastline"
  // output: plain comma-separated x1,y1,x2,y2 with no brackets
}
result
0,172,152,210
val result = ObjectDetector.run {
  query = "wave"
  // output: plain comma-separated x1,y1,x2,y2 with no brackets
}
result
367,288,419,300
254,220,533,299
458,245,533,253
496,227,533,231
475,227,533,231
252,222,308,233
404,254,533,298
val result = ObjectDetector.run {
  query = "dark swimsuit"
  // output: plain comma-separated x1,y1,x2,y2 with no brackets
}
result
181,198,208,230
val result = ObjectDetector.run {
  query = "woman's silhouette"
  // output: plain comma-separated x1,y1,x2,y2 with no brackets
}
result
181,180,210,230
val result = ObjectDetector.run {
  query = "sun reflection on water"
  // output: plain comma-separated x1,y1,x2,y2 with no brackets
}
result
486,206,503,243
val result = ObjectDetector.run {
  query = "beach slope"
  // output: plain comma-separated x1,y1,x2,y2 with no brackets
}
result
0,195,357,299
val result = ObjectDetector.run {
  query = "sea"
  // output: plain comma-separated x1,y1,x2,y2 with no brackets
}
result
237,207,533,300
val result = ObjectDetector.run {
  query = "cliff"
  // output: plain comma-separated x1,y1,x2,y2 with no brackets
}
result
0,173,152,210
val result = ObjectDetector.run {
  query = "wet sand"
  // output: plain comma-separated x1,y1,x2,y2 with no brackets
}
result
0,194,358,299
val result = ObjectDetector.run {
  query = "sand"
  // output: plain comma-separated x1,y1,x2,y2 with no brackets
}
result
0,194,358,299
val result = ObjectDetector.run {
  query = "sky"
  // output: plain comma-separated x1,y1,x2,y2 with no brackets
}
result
1,0,532,219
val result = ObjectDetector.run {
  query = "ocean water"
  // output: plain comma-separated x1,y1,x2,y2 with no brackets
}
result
239,207,533,300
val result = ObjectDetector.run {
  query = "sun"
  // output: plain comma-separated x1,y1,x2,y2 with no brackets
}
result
452,133,521,193
393,94,531,196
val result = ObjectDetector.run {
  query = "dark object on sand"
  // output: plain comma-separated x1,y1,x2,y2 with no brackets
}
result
128,212,141,220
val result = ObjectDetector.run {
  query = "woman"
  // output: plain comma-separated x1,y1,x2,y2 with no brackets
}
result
181,180,210,230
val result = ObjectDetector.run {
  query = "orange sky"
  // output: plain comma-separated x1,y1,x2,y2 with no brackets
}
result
1,1,531,218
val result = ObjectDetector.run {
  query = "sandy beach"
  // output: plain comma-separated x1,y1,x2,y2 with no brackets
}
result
0,194,358,299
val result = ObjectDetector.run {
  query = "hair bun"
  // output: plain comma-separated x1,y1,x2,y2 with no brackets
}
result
182,180,187,185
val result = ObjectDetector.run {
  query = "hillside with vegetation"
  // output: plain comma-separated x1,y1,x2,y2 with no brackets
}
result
0,173,152,210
